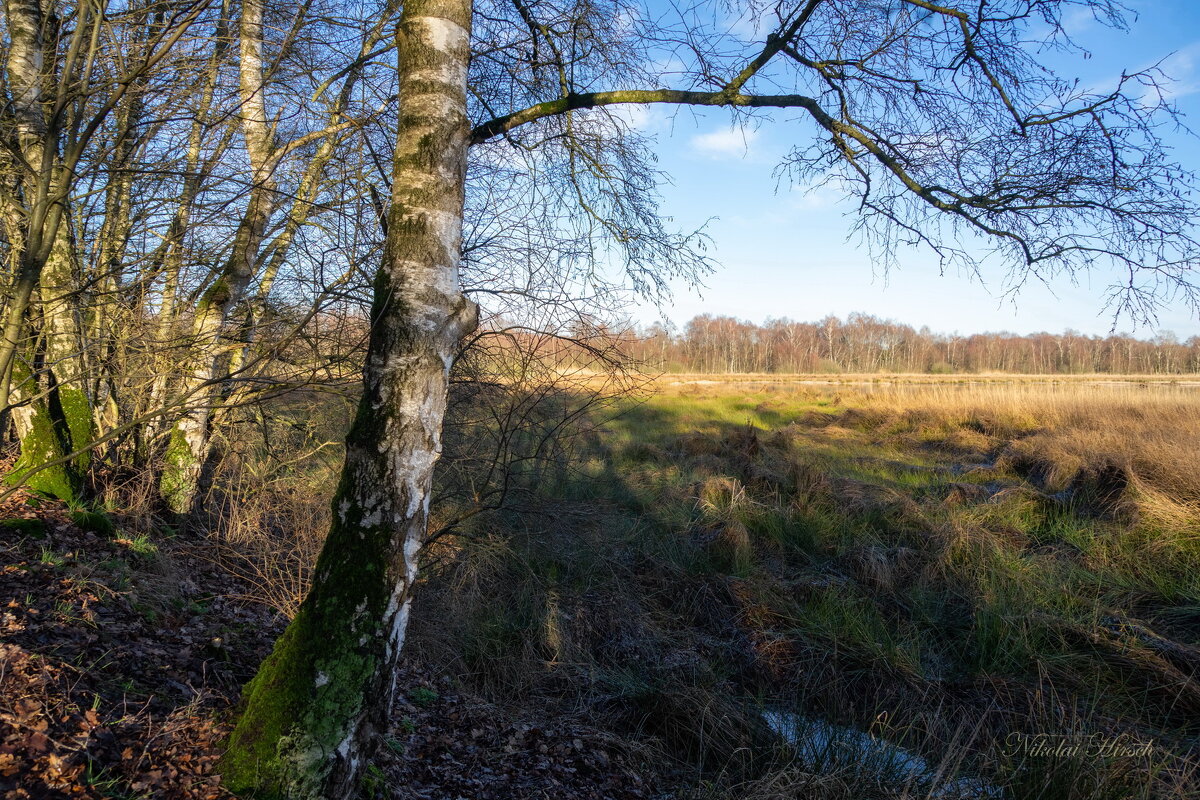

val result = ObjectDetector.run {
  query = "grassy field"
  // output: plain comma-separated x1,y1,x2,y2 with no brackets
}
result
10,373,1195,797
412,375,1200,799
655,372,1200,385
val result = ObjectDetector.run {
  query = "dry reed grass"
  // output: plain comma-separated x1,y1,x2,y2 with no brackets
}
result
645,377,1200,531
855,382,1200,527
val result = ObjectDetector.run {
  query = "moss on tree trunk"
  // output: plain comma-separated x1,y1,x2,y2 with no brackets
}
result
220,0,476,794
7,359,83,504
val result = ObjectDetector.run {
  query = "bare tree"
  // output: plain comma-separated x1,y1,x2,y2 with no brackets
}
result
0,0,212,501
220,0,1200,797
157,0,404,514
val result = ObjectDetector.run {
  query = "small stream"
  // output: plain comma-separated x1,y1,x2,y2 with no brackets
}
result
762,710,1001,798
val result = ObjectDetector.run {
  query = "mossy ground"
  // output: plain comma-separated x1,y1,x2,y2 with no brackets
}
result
69,509,116,537
0,517,47,537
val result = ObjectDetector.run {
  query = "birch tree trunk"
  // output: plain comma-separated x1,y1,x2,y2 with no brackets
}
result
221,0,476,794
159,0,276,515
0,0,93,501
140,2,232,456
89,15,156,458
35,213,92,461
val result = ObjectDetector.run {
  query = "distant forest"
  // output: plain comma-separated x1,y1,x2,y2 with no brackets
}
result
621,314,1200,374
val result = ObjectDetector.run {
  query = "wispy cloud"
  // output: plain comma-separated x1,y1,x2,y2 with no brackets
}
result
689,126,759,159
1073,39,1200,110
1061,6,1100,36
609,103,655,132
1151,41,1200,102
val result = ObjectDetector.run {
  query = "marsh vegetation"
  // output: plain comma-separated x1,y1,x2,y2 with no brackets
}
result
407,376,1200,799
5,371,1200,798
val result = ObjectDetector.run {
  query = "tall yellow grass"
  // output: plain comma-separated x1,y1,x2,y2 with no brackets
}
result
645,375,1200,531
862,382,1200,519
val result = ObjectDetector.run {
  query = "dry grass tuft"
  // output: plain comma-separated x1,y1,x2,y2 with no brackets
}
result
852,382,1200,527
675,432,727,458
697,476,752,518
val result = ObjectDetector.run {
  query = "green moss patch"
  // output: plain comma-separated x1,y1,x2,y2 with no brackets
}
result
1,518,48,539
70,510,116,538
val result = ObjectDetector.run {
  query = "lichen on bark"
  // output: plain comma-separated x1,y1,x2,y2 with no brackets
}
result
52,383,92,472
8,401,80,503
159,425,197,513
221,0,476,794
221,346,461,795
219,559,381,798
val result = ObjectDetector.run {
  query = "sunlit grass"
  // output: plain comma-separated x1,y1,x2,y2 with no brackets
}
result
416,375,1200,798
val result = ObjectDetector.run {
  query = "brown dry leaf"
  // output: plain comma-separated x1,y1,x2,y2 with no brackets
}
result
44,752,66,777
25,730,50,754
13,698,39,720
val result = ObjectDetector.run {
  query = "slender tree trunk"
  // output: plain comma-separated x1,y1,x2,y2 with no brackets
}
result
184,0,395,475
0,0,98,501
141,2,232,456
91,156,133,453
0,148,25,281
157,190,272,514
36,211,92,464
90,14,157,462
221,129,336,388
220,0,476,794
200,145,328,478
159,0,276,515
0,0,53,433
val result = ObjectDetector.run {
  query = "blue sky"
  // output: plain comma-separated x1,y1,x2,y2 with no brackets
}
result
628,0,1200,339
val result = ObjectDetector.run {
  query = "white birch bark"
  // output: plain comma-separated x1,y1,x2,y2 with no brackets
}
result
159,0,278,514
0,0,93,499
222,0,477,794
142,1,233,450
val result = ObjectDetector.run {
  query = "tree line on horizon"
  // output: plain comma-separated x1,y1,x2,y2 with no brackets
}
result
623,313,1200,375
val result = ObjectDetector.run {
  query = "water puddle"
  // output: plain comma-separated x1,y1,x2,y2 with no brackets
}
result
762,710,1000,798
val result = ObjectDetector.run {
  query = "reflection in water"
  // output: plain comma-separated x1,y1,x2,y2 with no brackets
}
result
762,709,1000,799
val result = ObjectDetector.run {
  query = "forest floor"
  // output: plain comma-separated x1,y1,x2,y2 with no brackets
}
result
0,489,679,799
